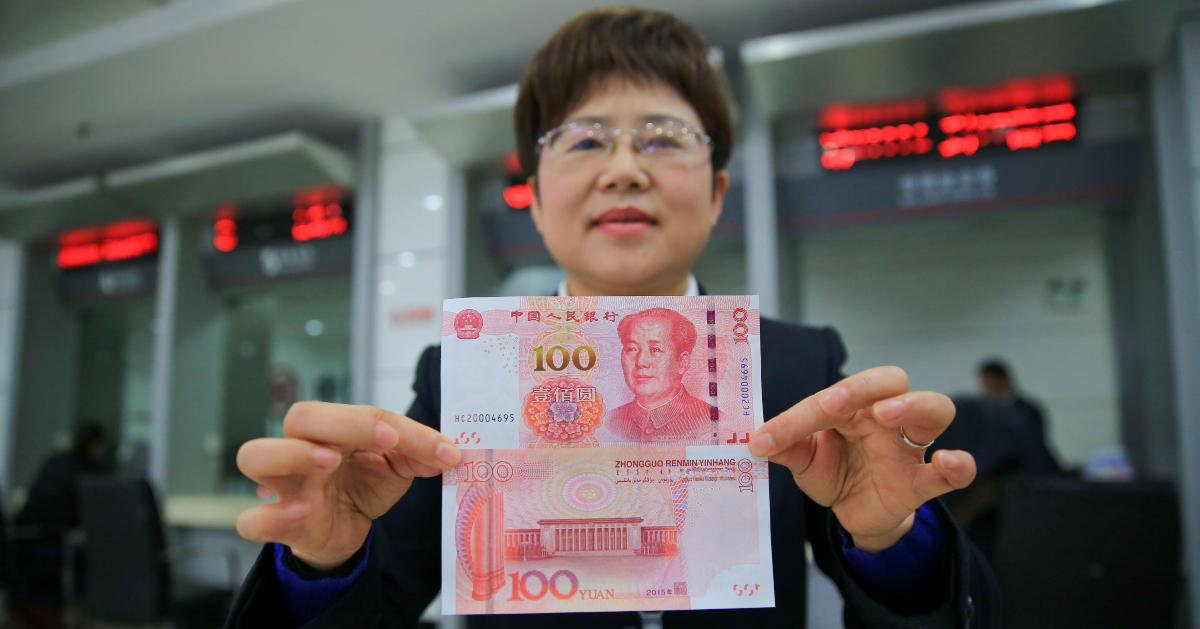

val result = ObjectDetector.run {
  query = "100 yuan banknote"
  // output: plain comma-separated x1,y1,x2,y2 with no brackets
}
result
441,446,775,614
441,296,764,449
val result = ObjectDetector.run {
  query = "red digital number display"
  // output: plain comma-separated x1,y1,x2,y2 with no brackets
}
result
213,205,238,253
504,183,534,210
57,219,159,269
818,75,1077,171
211,188,351,254
291,187,348,242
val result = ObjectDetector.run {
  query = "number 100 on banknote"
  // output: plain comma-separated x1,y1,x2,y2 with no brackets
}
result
440,296,765,449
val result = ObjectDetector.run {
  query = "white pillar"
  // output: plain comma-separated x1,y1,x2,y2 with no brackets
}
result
1151,16,1200,627
365,118,457,414
351,120,381,404
742,96,781,318
149,218,180,493
0,240,24,495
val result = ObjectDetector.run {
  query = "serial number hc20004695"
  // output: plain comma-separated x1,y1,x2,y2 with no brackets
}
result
453,412,516,423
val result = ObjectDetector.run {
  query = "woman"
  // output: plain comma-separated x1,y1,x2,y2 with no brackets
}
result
227,8,997,628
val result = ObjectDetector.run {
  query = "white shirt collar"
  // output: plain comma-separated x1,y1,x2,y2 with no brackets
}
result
556,274,699,297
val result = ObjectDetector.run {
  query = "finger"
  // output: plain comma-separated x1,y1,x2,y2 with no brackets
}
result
237,438,342,484
235,501,311,544
750,366,910,457
283,401,401,453
399,457,448,479
349,449,447,481
361,405,463,469
872,391,956,446
283,403,462,469
912,449,977,505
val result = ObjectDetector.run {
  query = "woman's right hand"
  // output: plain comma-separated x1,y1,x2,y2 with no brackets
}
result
235,402,462,570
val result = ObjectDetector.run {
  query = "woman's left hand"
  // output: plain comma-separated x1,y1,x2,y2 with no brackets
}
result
748,366,976,551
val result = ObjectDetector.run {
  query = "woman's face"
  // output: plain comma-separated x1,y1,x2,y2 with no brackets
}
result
529,78,729,296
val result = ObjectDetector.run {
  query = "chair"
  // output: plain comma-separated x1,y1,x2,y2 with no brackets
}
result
77,477,233,626
2,483,72,622
993,477,1182,629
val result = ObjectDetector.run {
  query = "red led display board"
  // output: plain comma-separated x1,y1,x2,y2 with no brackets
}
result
211,188,351,254
291,186,347,242
291,201,348,242
213,206,238,253
818,75,1077,171
503,183,533,210
57,219,159,269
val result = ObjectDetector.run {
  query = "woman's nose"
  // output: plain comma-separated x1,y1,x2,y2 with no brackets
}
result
597,135,651,192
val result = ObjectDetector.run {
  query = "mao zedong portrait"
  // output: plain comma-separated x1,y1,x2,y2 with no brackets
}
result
605,307,720,441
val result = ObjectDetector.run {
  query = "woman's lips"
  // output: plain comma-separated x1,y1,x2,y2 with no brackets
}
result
592,207,657,237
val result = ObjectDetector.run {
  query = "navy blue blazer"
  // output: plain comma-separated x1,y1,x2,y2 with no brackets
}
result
228,318,998,628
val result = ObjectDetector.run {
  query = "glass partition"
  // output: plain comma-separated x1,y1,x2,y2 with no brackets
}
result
166,195,354,497
76,299,156,474
215,276,350,493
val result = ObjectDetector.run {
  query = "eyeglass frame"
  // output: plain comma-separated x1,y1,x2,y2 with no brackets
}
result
535,119,714,161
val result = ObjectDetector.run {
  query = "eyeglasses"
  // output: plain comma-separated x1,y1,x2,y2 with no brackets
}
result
536,119,712,166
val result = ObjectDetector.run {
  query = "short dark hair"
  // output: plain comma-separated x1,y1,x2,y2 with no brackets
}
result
978,359,1012,381
514,7,733,180
617,307,697,357
73,420,107,456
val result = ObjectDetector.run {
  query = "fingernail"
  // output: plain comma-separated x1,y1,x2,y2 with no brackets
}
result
256,485,274,499
283,502,310,519
874,399,905,421
435,442,462,466
748,432,775,457
375,424,399,448
311,446,341,468
820,387,849,414
941,452,961,471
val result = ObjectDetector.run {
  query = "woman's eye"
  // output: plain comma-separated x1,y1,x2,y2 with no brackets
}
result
567,138,604,151
643,137,683,152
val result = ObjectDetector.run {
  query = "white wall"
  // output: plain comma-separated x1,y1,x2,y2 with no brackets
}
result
795,206,1121,465
367,119,454,415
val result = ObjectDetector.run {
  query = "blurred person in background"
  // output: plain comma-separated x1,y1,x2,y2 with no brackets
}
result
226,7,998,628
9,421,113,627
977,358,1063,476
932,360,1064,560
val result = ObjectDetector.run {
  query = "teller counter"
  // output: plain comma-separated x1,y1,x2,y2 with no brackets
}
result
164,494,458,627
164,494,268,592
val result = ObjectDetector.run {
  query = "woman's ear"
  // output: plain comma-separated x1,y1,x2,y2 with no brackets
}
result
709,170,730,227
527,175,545,235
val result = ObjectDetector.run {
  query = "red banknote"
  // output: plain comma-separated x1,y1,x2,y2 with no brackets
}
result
440,296,772,614
440,296,764,449
440,446,774,614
